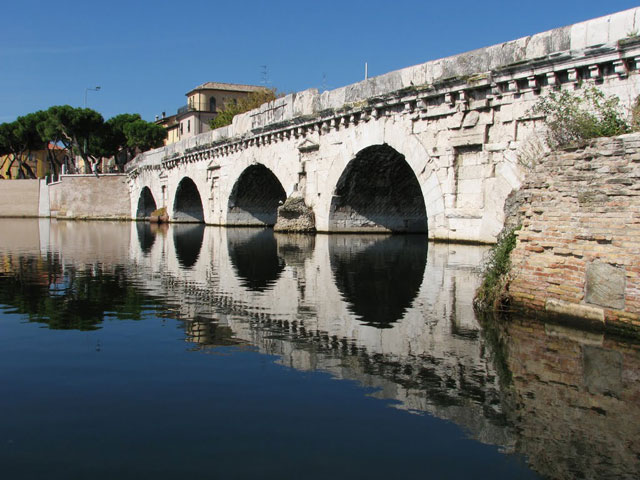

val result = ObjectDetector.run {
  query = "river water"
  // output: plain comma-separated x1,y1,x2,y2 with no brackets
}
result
0,219,638,479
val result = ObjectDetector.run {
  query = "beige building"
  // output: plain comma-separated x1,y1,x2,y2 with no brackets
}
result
157,82,267,145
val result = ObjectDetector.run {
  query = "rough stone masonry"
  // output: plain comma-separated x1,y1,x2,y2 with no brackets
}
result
508,133,640,333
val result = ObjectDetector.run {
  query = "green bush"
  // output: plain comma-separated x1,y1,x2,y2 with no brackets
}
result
532,86,630,148
474,227,519,312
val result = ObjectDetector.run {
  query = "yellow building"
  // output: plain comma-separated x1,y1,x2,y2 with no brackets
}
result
0,145,68,179
157,82,267,145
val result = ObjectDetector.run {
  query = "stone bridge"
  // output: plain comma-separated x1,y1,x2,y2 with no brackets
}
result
127,8,640,243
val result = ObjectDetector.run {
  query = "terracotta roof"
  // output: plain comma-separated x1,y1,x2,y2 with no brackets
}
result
186,82,267,95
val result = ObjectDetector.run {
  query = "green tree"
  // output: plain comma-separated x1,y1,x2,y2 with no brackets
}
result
0,112,47,178
1,107,168,177
40,105,105,173
122,118,167,154
209,88,279,129
87,113,166,172
94,113,142,172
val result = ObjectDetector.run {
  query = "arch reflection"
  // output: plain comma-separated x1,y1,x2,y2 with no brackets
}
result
173,224,205,269
329,235,428,328
136,222,156,255
227,229,285,292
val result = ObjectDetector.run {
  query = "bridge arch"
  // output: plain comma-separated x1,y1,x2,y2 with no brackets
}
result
329,144,428,233
136,186,157,219
227,164,286,226
173,177,205,223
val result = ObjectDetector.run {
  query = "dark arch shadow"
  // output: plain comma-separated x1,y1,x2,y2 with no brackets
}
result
227,229,285,292
136,187,157,219
227,164,286,226
329,144,427,233
329,235,428,328
173,177,205,223
136,222,156,255
173,224,205,269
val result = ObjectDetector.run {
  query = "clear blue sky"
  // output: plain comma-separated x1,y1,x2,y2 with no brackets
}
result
1,0,638,123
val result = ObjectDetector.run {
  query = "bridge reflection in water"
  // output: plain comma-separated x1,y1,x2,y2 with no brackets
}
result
1,219,639,479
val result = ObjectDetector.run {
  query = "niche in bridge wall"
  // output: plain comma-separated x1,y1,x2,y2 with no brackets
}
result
227,164,286,226
136,187,157,219
173,177,205,223
453,145,487,209
329,144,427,233
227,229,285,292
329,235,428,328
173,224,205,269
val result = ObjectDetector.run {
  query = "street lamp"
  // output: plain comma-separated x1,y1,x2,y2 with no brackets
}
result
83,86,101,173
84,86,101,108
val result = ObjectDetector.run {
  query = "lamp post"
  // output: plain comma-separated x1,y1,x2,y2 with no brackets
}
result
83,86,101,173
84,86,101,108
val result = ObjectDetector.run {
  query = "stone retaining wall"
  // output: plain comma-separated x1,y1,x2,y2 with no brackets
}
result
0,179,40,217
48,174,131,220
508,133,640,332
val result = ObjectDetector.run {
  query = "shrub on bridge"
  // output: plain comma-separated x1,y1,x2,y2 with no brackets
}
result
533,86,631,148
209,88,280,129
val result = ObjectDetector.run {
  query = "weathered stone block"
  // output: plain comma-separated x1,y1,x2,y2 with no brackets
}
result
586,262,626,309
545,298,605,323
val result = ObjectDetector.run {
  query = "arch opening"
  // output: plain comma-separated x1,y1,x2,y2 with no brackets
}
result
173,177,205,223
329,144,427,233
136,187,157,219
227,164,286,226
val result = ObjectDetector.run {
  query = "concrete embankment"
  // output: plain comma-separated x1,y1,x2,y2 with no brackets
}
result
0,179,41,217
507,133,640,334
0,174,130,220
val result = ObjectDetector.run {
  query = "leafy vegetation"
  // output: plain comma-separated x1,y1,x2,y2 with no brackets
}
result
532,86,631,148
209,88,280,129
0,253,157,330
0,106,166,178
474,227,519,312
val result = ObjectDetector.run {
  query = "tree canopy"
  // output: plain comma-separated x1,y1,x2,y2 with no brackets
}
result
0,106,167,178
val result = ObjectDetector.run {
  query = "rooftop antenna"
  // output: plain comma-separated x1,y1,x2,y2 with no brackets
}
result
365,62,368,80
322,72,327,92
260,65,269,86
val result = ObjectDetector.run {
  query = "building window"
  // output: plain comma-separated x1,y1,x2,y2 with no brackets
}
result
187,120,190,133
209,97,216,112
180,123,183,135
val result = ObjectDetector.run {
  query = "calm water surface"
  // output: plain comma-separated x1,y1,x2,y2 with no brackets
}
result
0,219,638,479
